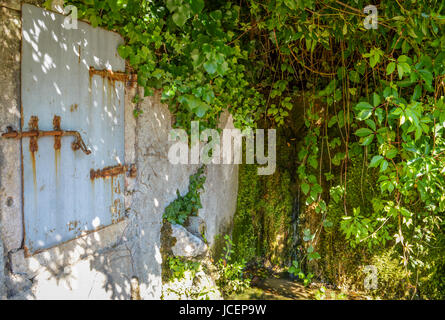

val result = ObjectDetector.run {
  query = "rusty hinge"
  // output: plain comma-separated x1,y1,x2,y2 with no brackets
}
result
90,164,137,180
2,115,92,155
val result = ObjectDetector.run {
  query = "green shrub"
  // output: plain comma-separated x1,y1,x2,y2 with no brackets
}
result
216,235,251,297
168,257,201,281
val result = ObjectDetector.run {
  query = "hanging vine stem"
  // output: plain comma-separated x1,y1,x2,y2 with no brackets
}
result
288,45,336,77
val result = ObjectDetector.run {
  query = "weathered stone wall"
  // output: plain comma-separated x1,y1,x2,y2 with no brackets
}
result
0,1,23,256
0,2,238,300
200,111,239,250
0,234,5,299
0,0,24,300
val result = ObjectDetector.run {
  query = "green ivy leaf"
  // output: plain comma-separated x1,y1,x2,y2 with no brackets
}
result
412,84,422,101
172,5,191,27
216,61,229,76
190,0,205,14
195,102,210,117
117,45,132,59
308,251,321,261
397,64,405,79
369,155,384,168
166,0,181,12
355,102,373,120
386,62,396,75
373,93,381,107
355,101,373,110
204,60,218,74
357,109,373,121
301,183,310,195
380,160,389,172
355,128,373,137
386,148,398,160
365,119,376,131
361,134,374,146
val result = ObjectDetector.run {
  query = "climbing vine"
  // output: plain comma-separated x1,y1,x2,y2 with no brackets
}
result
60,0,445,298
163,166,206,225
65,0,264,130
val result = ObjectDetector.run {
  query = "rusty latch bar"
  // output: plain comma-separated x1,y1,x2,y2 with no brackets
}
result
2,115,92,155
90,164,137,180
89,66,129,82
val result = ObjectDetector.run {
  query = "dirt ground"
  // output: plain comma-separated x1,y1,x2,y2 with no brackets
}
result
230,278,369,300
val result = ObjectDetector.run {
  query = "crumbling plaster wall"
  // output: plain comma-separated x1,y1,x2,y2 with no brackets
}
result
0,1,238,300
0,0,23,300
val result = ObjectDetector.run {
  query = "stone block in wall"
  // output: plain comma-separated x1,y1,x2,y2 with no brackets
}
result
9,249,28,275
0,0,48,11
0,235,5,299
171,224,208,258
5,272,33,297
0,1,21,11
185,216,206,239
